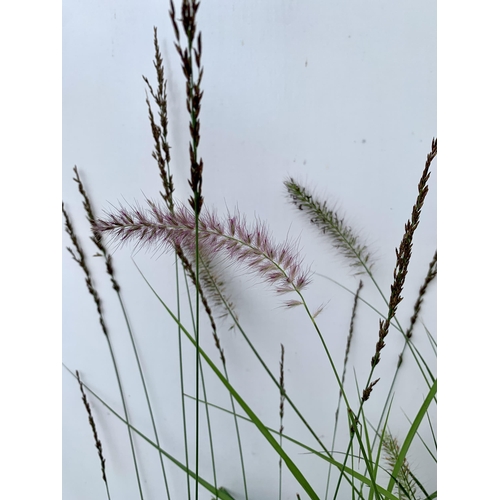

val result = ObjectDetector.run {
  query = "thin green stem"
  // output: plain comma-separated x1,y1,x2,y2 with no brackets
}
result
134,267,321,498
62,205,144,499
279,344,285,500
183,269,219,498
105,337,144,500
317,272,434,460
65,365,237,500
176,257,192,500
181,393,401,500
115,292,171,499
324,280,363,500
194,213,201,500
294,288,383,500
197,255,248,500
177,255,365,495
221,361,249,500
349,450,355,500
204,278,333,459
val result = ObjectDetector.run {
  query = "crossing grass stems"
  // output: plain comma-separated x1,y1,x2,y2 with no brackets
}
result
63,2,437,499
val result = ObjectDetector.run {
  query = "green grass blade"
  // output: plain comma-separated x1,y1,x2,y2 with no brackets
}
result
407,469,431,499
160,258,334,461
386,379,437,495
425,408,437,452
183,394,402,500
368,397,395,500
197,255,249,500
402,410,436,463
423,323,437,354
135,267,321,499
115,291,171,498
64,366,236,500
352,372,378,500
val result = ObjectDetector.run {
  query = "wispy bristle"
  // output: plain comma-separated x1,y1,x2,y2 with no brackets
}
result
284,178,373,274
196,250,239,326
94,202,313,296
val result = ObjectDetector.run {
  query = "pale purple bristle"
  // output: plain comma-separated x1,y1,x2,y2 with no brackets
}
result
95,202,312,295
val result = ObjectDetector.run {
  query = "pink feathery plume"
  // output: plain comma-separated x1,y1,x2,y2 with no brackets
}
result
94,201,312,295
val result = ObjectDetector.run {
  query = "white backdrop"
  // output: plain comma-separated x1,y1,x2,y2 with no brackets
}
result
62,1,436,499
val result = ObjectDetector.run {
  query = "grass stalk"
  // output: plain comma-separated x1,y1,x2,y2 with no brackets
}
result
62,204,144,500
376,249,437,441
324,279,363,500
182,268,219,498
286,141,437,430
180,245,249,499
180,393,401,500
201,272,332,459
72,166,172,498
66,365,237,500
331,139,437,500
279,344,286,500
144,25,195,496
134,265,322,498
170,2,205,496
176,257,193,499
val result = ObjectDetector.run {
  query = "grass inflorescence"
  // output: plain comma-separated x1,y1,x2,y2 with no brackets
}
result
63,2,436,499
284,178,374,275
76,370,111,500
94,202,313,296
371,138,437,370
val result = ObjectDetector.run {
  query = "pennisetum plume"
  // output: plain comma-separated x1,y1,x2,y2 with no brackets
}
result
94,202,313,297
284,178,374,274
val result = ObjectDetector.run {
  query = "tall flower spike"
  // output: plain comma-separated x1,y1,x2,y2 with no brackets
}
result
94,201,312,296
76,371,109,489
143,27,174,210
171,0,204,214
370,138,437,368
284,178,373,274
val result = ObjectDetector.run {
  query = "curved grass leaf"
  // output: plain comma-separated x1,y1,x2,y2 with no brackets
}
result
386,379,437,495
63,366,236,500
135,265,321,499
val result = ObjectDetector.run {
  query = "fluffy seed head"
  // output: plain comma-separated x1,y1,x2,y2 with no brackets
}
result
94,201,312,295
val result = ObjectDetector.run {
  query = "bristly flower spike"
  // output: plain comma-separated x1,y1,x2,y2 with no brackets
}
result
171,0,204,214
370,138,437,369
94,202,313,296
62,202,109,337
143,27,175,210
76,371,110,496
284,178,373,274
